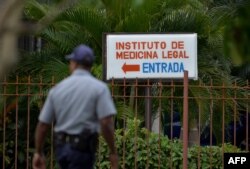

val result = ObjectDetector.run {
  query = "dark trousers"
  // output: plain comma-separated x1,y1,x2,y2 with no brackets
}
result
55,144,95,169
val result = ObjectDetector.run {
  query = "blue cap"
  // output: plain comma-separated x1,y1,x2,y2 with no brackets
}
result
65,44,95,64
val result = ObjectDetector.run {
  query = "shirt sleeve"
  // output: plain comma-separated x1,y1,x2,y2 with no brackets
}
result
39,89,55,124
96,85,117,120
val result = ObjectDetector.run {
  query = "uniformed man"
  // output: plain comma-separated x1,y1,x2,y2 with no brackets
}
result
32,44,118,169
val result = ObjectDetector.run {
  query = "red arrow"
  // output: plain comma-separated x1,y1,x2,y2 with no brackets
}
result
122,62,140,74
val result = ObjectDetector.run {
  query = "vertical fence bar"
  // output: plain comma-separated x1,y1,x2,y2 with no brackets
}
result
134,78,138,169
50,76,55,169
183,71,188,169
170,80,174,141
158,79,162,169
122,77,126,169
111,77,115,102
39,75,44,169
209,79,213,169
145,79,151,169
26,76,31,169
98,109,101,169
2,76,7,169
111,77,115,169
145,79,151,131
146,125,150,169
198,80,201,169
15,76,19,169
246,80,249,151
39,76,42,111
233,81,237,147
222,82,225,169
170,80,174,169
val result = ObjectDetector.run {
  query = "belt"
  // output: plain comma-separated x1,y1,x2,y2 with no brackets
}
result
54,131,98,153
54,132,81,144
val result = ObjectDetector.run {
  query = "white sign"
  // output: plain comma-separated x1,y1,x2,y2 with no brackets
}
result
104,33,197,80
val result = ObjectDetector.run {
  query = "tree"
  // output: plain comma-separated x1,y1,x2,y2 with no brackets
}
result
201,0,250,80
16,0,161,123
0,0,25,79
0,0,79,79
151,0,248,145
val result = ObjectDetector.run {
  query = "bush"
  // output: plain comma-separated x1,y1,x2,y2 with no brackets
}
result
95,118,242,169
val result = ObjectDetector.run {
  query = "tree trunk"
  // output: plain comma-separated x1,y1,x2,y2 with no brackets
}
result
180,118,199,146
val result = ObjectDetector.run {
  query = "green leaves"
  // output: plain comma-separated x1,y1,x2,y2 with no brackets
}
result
25,0,49,21
96,118,242,169
56,6,109,47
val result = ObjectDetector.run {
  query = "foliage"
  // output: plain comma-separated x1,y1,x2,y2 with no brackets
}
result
95,119,242,169
150,0,250,143
204,0,250,80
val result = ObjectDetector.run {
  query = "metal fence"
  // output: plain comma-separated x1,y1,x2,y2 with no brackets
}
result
0,75,249,169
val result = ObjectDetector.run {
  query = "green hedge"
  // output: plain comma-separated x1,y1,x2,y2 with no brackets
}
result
95,119,241,169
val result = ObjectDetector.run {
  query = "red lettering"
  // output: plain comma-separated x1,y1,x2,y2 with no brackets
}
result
184,51,189,58
160,42,167,49
171,41,178,49
168,51,173,58
125,42,130,50
131,42,137,49
154,41,159,49
116,42,124,50
173,51,178,58
179,41,184,49
116,51,123,59
172,41,184,49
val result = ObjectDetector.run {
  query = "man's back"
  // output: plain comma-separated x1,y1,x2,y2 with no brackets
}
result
39,69,116,134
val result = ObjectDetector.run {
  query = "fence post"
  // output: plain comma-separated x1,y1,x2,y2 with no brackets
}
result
183,70,189,169
145,79,152,131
